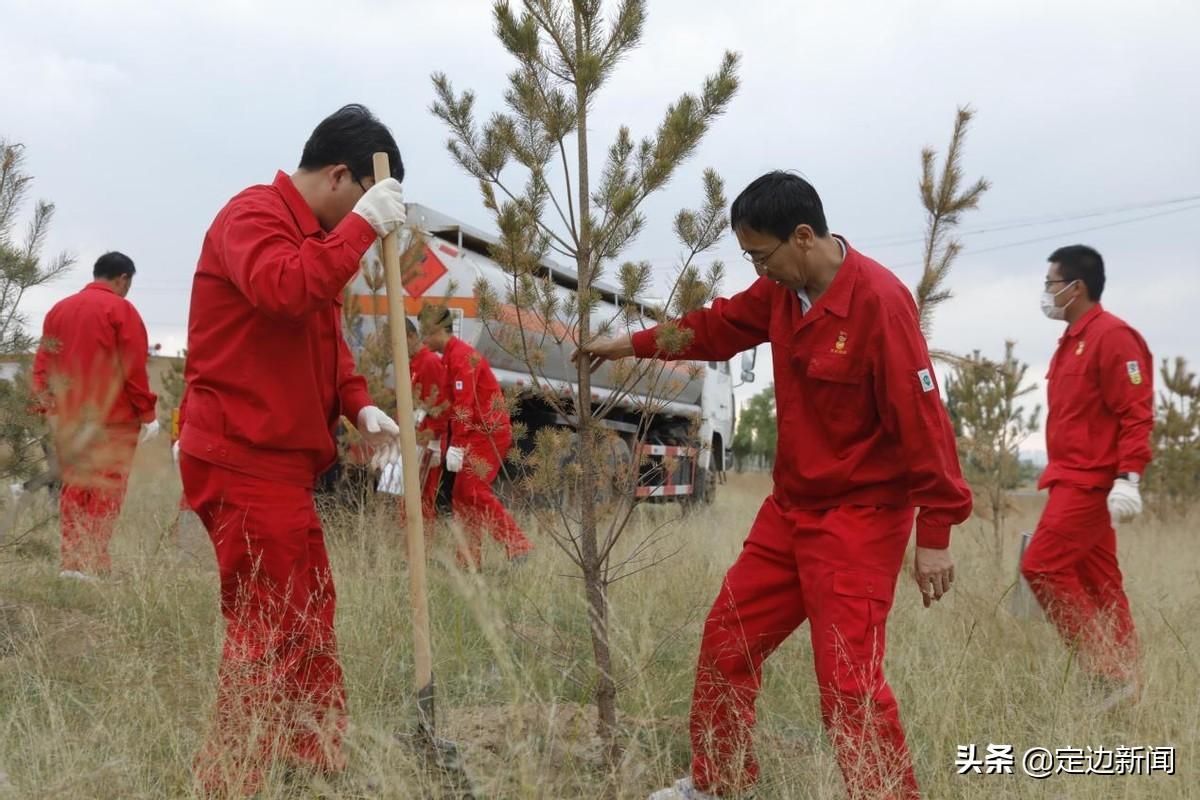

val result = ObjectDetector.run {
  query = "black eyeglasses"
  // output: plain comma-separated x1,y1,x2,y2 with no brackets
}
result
743,240,785,268
345,167,371,194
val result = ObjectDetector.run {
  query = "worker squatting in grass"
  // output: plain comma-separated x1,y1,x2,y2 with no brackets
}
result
22,111,1155,799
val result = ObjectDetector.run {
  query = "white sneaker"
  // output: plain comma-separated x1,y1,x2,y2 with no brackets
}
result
649,777,724,800
1095,678,1141,713
58,570,99,583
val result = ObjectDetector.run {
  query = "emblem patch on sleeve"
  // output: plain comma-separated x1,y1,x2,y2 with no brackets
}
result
455,380,464,391
1126,361,1143,385
917,368,935,393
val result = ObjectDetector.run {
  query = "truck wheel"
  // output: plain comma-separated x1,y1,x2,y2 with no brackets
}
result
692,467,718,505
602,435,633,505
556,432,631,512
556,432,582,513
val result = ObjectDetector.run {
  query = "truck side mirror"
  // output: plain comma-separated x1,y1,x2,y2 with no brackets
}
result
740,348,757,383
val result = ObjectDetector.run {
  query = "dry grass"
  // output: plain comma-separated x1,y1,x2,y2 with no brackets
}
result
0,452,1197,799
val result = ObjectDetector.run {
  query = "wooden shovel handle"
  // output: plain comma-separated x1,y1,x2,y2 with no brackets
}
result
373,152,433,691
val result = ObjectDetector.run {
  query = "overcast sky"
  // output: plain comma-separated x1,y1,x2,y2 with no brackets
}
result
4,0,1198,454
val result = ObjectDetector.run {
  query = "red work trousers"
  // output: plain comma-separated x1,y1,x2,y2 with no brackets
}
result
397,451,442,533
181,455,346,797
422,463,442,522
58,424,138,574
452,433,532,569
691,497,918,800
1021,483,1139,681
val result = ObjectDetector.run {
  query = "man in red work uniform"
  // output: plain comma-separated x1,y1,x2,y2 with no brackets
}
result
421,307,534,569
33,251,160,580
407,316,447,523
581,172,972,800
178,104,407,795
1021,245,1152,711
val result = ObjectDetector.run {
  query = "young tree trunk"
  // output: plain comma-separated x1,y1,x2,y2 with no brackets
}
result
991,487,1002,554
572,8,621,777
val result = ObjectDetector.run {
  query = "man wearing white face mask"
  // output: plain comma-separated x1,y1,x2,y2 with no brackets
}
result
1022,244,1153,712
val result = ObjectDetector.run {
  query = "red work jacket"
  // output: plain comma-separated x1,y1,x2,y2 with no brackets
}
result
632,238,972,548
1040,304,1153,490
410,346,447,437
33,281,157,428
440,336,510,448
179,171,376,487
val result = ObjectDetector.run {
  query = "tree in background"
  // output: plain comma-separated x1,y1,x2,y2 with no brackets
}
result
913,106,990,348
0,141,73,489
731,384,776,472
1145,356,1200,518
156,350,186,430
945,341,1040,550
431,0,738,776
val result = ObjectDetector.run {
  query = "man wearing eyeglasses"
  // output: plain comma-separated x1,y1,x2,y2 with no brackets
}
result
1022,245,1152,712
579,171,971,800
179,104,407,795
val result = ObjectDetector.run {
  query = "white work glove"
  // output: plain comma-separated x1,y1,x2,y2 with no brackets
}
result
172,441,180,466
352,178,406,238
376,458,405,496
139,419,161,444
427,439,442,468
414,408,427,427
445,445,465,474
359,405,401,469
1107,477,1143,522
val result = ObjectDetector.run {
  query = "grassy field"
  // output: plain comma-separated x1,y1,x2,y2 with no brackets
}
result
1,449,1197,799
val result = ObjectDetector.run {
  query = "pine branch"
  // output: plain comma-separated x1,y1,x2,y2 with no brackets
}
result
915,105,990,339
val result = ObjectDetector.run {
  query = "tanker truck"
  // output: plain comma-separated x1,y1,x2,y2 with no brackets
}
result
344,204,757,505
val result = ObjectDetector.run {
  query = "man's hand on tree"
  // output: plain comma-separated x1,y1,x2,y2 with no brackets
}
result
572,335,636,373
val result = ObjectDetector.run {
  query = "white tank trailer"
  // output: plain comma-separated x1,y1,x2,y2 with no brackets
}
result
346,204,758,504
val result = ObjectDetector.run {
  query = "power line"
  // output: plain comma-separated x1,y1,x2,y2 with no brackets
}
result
860,192,1200,248
892,201,1200,269
634,191,1200,264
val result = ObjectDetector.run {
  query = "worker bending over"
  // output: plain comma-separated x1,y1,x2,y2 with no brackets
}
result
582,172,972,800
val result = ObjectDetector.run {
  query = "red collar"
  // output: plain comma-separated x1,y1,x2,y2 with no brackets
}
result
812,235,859,319
1065,303,1104,337
272,171,323,237
84,281,117,295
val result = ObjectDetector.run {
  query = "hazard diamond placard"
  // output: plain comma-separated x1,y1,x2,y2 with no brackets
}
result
403,245,449,298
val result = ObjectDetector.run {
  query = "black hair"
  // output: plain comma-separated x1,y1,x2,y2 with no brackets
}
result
1048,245,1105,301
419,305,454,333
298,104,404,183
93,251,136,279
730,171,829,240
405,317,417,336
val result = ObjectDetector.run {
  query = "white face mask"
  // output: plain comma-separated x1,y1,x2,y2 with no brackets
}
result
1040,280,1077,321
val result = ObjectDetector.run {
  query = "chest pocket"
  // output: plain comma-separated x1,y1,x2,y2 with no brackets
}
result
805,354,871,423
1058,351,1090,377
1048,348,1092,403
